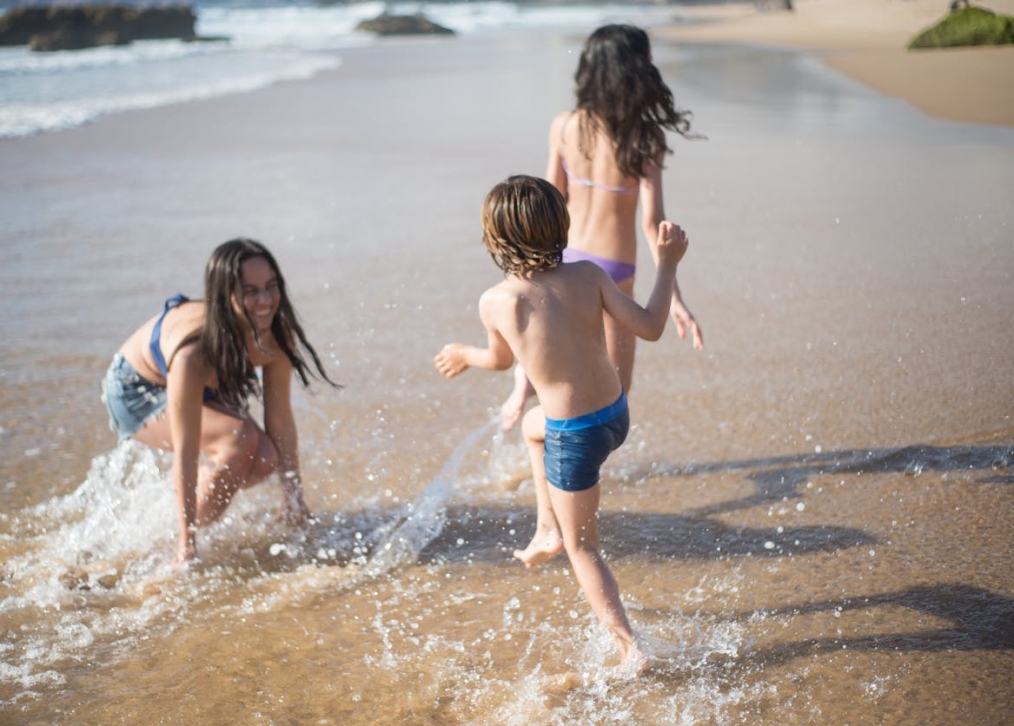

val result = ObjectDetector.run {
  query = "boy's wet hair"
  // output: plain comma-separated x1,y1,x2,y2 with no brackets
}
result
481,175,569,276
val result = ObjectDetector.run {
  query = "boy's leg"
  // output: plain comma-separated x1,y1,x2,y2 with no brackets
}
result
548,482,640,665
513,406,564,567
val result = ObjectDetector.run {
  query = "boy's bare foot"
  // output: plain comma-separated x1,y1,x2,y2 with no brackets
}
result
513,530,564,568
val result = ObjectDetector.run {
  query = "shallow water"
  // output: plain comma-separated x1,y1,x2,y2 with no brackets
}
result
2,25,1013,726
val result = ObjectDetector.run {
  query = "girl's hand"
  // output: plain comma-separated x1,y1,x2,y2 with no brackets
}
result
279,489,311,525
671,302,705,350
434,343,470,378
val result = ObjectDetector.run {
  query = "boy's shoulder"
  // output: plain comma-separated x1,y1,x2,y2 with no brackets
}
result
554,258,608,285
485,262,606,294
480,277,525,305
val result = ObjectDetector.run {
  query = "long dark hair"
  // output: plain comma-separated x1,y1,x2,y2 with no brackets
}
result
574,24,694,179
188,238,339,410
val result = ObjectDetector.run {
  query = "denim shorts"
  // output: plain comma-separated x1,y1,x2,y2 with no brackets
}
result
101,354,167,441
543,394,629,492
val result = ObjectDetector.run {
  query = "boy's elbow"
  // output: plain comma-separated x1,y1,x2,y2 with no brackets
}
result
641,318,668,342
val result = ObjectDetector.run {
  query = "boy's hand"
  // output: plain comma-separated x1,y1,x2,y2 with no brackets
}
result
435,343,470,378
656,221,688,265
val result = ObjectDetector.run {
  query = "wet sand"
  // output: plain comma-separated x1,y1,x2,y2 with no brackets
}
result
1,20,1012,726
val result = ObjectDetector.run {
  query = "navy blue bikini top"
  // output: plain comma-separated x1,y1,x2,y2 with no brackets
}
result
149,293,188,378
149,293,218,402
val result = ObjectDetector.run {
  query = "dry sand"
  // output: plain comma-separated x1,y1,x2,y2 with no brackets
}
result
660,0,1014,127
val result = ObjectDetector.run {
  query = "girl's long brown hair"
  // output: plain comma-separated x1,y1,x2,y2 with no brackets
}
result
574,24,695,179
182,238,338,410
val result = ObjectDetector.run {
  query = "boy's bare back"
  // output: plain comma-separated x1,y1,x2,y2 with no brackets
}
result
480,260,623,422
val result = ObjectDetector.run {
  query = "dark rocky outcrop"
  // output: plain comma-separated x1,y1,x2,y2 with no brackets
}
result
0,5,213,52
909,4,1014,49
355,13,455,37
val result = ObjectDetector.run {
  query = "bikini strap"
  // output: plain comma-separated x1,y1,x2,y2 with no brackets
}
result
149,293,189,379
559,111,637,195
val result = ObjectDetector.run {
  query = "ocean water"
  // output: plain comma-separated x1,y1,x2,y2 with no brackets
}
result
0,0,683,138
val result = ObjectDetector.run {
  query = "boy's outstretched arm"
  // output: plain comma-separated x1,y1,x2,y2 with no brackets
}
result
435,337,513,378
435,296,514,378
601,221,687,342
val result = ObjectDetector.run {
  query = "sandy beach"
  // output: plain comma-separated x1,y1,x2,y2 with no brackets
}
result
661,0,1014,127
1,5,1012,724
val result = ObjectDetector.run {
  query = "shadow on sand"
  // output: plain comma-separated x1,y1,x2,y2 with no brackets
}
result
628,442,1013,519
735,583,1014,661
416,442,1010,565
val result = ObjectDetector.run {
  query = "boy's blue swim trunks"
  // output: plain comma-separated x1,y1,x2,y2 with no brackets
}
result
543,393,629,492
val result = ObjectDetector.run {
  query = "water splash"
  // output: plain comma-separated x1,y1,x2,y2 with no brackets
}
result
0,443,178,705
360,417,499,578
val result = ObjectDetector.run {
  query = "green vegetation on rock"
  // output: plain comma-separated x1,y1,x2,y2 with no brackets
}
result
909,5,1014,49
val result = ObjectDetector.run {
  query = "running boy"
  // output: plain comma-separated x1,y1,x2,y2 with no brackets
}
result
434,175,688,671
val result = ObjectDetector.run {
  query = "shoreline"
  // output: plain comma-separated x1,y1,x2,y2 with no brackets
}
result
659,0,1014,128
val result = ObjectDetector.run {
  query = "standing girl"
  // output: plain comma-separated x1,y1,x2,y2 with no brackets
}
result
101,239,338,564
501,24,704,430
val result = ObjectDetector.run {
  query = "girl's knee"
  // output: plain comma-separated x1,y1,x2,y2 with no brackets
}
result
210,419,276,481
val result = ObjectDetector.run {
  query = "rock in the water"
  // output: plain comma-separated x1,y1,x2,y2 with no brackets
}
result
0,5,207,52
355,13,455,37
29,27,129,51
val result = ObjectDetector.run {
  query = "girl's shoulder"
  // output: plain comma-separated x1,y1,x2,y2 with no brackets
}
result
162,300,206,346
549,110,576,138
